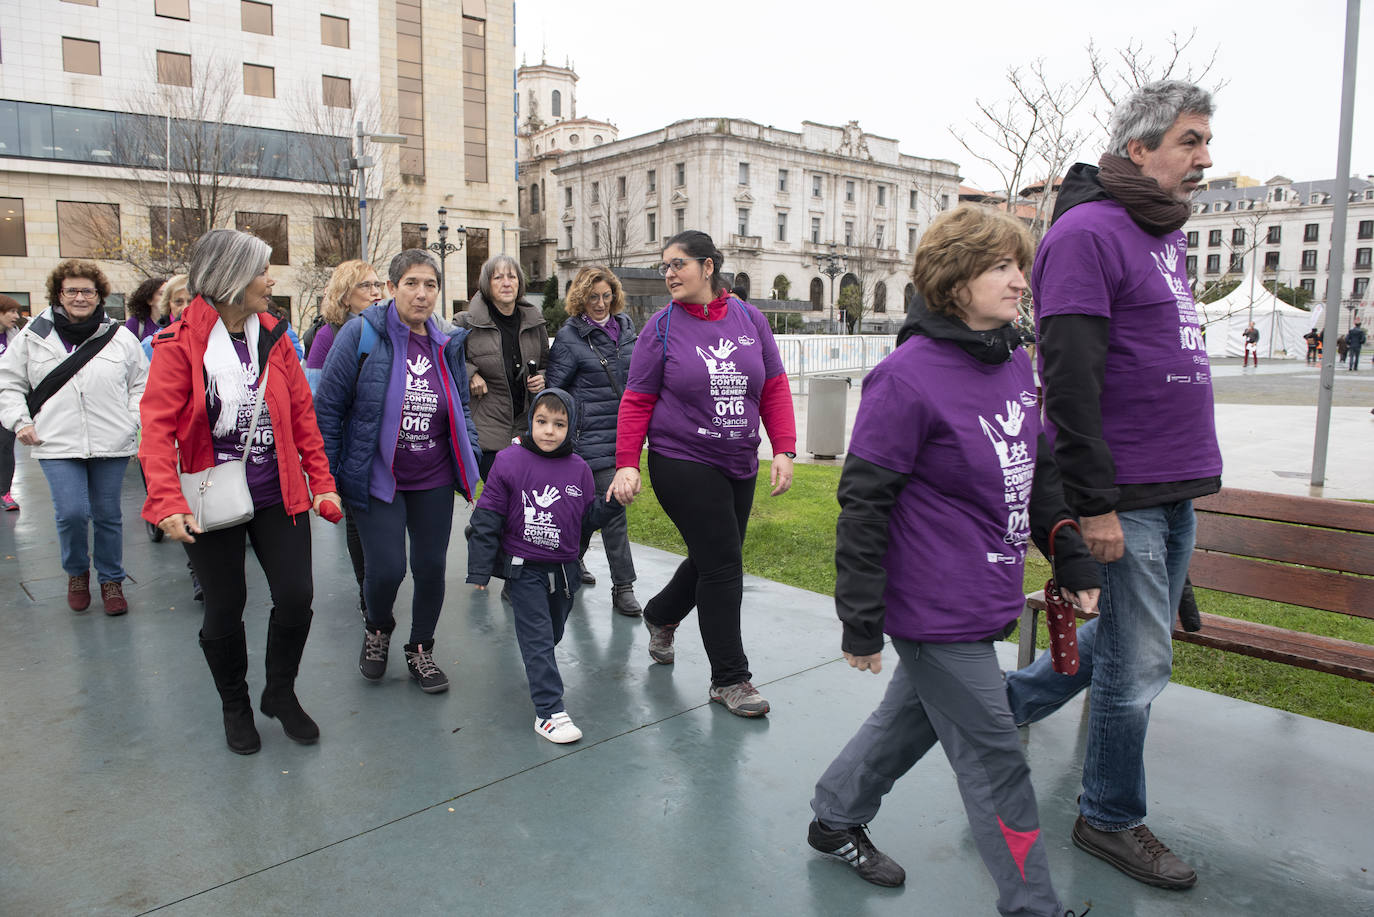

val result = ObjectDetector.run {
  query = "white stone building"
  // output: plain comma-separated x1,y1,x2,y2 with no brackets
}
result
1,0,518,322
516,65,960,330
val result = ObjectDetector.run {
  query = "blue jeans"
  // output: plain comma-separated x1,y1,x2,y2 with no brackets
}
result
506,560,579,718
1005,501,1196,831
38,457,130,583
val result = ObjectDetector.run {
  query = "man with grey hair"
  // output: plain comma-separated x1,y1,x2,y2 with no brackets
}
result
1005,80,1221,890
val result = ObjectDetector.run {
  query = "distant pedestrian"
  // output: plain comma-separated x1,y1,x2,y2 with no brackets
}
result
124,277,168,341
1336,334,1348,365
1242,321,1259,367
1304,327,1320,365
1347,320,1366,371
0,295,23,511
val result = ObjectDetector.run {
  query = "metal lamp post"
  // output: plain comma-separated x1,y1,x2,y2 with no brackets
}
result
420,206,465,320
816,244,847,333
352,122,407,260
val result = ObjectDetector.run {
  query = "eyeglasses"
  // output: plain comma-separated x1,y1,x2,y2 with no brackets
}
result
61,287,99,300
588,292,615,303
656,258,706,277
354,281,385,291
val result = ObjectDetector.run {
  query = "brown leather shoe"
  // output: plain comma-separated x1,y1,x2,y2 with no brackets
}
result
1072,816,1196,889
100,581,128,616
67,573,91,612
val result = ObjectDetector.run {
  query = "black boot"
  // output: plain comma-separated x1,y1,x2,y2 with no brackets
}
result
259,613,320,744
199,626,261,755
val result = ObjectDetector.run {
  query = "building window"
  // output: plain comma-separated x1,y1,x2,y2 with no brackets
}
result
1229,254,1243,273
1267,225,1282,244
674,208,685,234
1264,251,1280,271
738,208,750,236
321,14,349,48
156,51,192,87
1357,248,1372,269
940,193,949,210
674,163,685,187
778,169,788,192
236,212,288,265
397,0,425,177
844,221,853,246
1301,249,1318,270
56,201,118,258
155,0,189,20
875,224,884,248
401,222,426,250
908,226,917,251
812,175,822,198
1208,229,1222,247
811,217,821,245
777,212,787,243
591,221,601,249
241,1,272,34
738,162,749,186
909,189,918,210
617,217,627,247
647,169,656,193
1304,223,1319,242
845,180,855,203
1186,231,1198,247
1355,277,1370,298
564,187,572,208
62,38,101,75
1232,227,1245,246
243,63,275,98
590,181,600,203
150,206,206,256
1300,278,1316,296
647,212,656,242
314,216,358,265
564,225,573,249
617,175,626,199
1360,220,1374,240
322,75,351,108
1205,254,1220,274
551,90,561,118
874,282,887,314
528,184,539,214
461,15,487,182
1185,255,1197,275
877,185,887,207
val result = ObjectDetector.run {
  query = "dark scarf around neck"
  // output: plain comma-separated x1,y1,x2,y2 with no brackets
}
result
53,304,108,348
1096,153,1191,235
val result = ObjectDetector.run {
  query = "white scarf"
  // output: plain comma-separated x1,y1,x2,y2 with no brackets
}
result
204,313,261,438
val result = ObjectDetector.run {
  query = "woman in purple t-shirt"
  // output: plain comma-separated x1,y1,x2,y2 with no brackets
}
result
123,276,167,342
806,208,1098,916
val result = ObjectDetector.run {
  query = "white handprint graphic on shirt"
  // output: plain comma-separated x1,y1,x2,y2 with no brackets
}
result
696,338,739,376
406,354,433,391
531,485,562,508
995,400,1024,437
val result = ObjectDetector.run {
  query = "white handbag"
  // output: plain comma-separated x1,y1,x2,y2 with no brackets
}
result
179,365,270,532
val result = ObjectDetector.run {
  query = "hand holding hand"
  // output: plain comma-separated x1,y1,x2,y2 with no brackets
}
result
609,467,641,505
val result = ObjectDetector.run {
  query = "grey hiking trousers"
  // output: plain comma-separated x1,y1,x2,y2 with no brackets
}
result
811,638,1062,917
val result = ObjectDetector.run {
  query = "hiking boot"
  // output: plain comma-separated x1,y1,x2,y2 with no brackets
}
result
806,819,906,887
534,711,583,744
1,492,18,511
67,572,91,612
709,680,770,717
100,581,128,616
1071,816,1196,890
404,641,449,693
611,583,642,617
359,627,392,682
644,617,677,664
579,560,596,585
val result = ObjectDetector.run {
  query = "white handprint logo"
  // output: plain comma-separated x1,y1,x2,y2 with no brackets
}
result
531,485,562,508
696,338,739,375
995,400,1024,437
407,354,432,377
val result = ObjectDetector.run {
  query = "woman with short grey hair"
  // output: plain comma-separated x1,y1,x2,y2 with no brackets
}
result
454,254,549,480
139,228,341,755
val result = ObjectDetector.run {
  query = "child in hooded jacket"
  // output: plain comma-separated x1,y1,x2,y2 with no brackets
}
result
467,388,626,743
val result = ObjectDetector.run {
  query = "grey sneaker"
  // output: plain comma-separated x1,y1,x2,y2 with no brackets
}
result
359,628,391,682
1071,817,1196,889
709,680,769,717
644,618,677,664
807,819,905,887
404,641,450,694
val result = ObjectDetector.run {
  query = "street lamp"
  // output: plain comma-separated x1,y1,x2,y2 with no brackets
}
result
419,206,466,320
352,121,407,260
816,244,847,333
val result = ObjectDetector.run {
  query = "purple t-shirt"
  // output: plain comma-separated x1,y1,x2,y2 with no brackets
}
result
0,329,10,357
850,337,1041,643
392,333,454,491
583,314,619,343
625,299,784,479
208,339,280,509
1033,200,1222,484
305,322,338,370
475,444,596,563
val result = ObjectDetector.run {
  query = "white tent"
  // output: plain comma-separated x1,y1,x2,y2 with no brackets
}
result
1196,266,1315,359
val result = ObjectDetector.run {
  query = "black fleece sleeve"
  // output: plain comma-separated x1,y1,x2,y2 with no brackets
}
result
834,453,909,656
582,496,624,538
1028,433,1100,593
1039,313,1118,517
465,507,506,585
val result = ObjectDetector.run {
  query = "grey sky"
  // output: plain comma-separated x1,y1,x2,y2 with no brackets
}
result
514,0,1370,194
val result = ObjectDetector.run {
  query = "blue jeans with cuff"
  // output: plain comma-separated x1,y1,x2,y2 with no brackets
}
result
39,456,130,583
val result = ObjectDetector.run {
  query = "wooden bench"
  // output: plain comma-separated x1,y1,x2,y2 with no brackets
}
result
1016,487,1374,683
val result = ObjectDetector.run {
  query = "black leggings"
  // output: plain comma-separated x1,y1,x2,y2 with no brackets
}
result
184,502,314,640
644,451,755,686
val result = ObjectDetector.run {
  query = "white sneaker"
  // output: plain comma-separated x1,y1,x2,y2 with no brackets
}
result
534,711,583,744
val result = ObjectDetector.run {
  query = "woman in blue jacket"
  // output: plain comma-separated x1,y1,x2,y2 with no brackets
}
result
313,250,481,695
545,266,641,616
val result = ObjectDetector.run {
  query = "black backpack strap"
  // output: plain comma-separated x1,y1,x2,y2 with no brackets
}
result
584,336,623,397
25,323,122,419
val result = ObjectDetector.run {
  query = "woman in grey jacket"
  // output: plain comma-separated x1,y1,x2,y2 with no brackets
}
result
545,266,640,614
453,255,548,479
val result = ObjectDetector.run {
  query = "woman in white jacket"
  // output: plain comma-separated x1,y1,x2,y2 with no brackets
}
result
0,260,147,614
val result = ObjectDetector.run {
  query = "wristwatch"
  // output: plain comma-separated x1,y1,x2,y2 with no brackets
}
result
779,451,796,459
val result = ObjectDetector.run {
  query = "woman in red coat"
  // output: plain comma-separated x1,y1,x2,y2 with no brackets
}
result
140,229,340,755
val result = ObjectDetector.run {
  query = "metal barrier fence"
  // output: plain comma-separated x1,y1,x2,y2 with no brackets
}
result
774,335,897,390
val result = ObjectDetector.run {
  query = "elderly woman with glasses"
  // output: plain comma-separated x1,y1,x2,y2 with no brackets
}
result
0,260,147,614
314,250,481,696
453,254,548,480
139,229,341,755
609,230,797,718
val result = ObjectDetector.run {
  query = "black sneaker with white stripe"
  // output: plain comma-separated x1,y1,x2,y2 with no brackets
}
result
807,819,906,887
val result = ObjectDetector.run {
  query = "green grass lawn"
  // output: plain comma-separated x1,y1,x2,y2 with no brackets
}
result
627,460,1374,732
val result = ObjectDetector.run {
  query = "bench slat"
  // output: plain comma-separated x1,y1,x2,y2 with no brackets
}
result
1188,551,1374,620
1176,613,1374,684
1194,514,1374,576
1194,488,1374,534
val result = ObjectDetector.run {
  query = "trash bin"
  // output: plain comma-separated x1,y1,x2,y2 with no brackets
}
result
806,375,851,459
